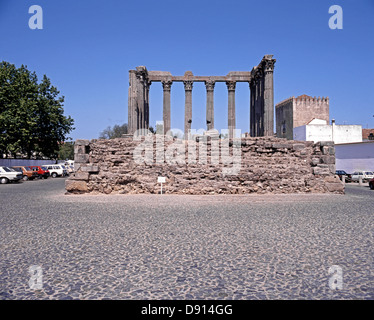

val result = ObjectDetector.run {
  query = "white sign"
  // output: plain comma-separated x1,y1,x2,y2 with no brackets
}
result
158,177,166,183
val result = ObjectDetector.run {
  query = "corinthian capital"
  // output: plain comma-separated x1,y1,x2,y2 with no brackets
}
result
183,80,193,91
162,80,173,91
263,59,276,73
135,66,148,83
226,81,236,91
205,80,215,91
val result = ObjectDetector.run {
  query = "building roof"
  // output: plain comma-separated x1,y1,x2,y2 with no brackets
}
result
335,140,374,146
307,118,328,125
297,94,312,99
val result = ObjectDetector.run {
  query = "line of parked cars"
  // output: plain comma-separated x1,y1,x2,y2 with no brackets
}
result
336,169,374,190
0,162,74,184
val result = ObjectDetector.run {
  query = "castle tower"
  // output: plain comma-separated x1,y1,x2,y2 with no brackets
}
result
275,94,329,140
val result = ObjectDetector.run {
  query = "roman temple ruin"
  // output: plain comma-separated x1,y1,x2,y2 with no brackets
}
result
65,55,344,195
128,55,276,138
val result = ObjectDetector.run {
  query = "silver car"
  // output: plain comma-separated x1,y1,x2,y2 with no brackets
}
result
0,166,23,184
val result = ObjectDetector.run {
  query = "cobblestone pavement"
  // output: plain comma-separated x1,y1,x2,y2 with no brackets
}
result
0,178,373,300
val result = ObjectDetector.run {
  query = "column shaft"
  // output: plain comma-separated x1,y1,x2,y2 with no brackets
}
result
162,80,172,135
263,58,275,136
137,77,144,133
184,81,193,139
226,81,236,139
264,70,274,136
249,82,254,137
145,81,151,130
205,80,215,131
128,70,137,134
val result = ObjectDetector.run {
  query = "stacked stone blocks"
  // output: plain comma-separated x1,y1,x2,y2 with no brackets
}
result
65,137,344,195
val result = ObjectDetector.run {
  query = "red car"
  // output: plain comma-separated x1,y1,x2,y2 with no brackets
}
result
370,178,374,190
29,166,50,179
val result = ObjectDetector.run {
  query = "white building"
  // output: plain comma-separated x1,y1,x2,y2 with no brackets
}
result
335,141,374,173
293,119,363,144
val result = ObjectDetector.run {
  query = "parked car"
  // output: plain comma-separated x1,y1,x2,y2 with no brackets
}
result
351,171,374,183
11,166,39,181
29,166,50,179
61,164,70,176
335,170,352,183
369,179,374,190
0,166,23,184
65,165,74,174
64,160,74,167
42,164,68,178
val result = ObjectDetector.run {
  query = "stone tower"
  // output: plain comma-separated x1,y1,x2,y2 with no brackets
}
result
276,94,329,140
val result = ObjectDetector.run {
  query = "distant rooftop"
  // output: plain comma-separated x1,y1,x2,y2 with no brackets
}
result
297,94,312,99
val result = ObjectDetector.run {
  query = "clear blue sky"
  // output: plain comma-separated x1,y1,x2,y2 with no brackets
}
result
1,0,374,140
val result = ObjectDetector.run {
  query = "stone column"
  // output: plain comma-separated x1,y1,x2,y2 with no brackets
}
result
205,80,215,131
183,80,193,139
249,81,254,137
144,81,151,131
251,68,264,137
263,58,276,136
136,73,144,133
162,80,172,135
133,66,148,135
226,81,236,139
128,70,137,134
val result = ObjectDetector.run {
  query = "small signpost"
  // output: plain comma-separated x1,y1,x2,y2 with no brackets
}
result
158,177,166,194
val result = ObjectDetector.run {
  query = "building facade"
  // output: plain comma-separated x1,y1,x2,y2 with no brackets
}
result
335,141,374,173
293,120,363,144
276,95,329,140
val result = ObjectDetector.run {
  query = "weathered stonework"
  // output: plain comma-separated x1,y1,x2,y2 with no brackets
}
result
66,137,344,195
128,55,276,138
276,95,330,140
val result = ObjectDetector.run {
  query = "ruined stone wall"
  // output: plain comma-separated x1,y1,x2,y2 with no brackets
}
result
65,136,344,195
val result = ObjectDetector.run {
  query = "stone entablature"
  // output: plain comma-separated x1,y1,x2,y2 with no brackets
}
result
66,137,344,195
128,55,276,139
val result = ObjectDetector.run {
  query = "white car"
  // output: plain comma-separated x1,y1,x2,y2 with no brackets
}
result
351,171,374,182
42,164,68,178
65,165,74,174
0,166,23,184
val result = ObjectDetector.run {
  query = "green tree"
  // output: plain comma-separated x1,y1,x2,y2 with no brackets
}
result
0,61,74,159
99,123,128,139
58,141,74,160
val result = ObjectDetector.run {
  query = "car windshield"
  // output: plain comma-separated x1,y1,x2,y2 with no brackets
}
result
25,167,32,171
2,167,12,172
366,172,373,175
41,166,47,170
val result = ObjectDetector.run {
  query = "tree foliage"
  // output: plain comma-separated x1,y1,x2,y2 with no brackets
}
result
58,141,74,160
0,61,74,159
99,123,128,139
